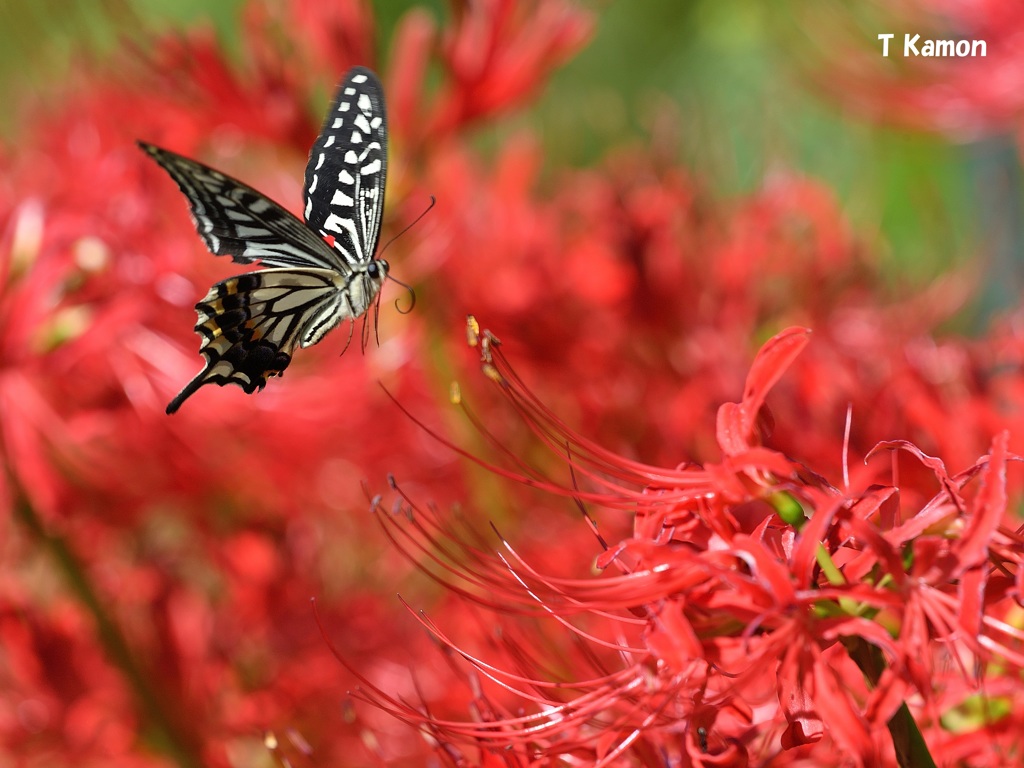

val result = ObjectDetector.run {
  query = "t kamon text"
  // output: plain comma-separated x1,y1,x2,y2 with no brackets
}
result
878,33,987,57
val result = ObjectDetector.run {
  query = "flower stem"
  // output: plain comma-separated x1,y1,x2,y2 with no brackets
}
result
13,491,205,768
843,636,937,768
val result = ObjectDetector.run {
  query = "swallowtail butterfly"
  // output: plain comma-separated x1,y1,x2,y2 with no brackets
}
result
140,66,396,414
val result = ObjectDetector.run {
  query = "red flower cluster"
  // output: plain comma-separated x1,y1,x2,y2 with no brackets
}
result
1,1,1023,766
358,324,1024,766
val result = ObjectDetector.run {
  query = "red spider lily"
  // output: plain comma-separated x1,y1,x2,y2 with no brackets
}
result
431,0,592,134
344,323,1024,767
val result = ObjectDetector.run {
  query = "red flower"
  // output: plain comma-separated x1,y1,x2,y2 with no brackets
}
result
349,323,1024,766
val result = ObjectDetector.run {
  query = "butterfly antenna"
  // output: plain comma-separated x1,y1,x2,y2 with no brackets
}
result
378,195,436,255
387,273,416,315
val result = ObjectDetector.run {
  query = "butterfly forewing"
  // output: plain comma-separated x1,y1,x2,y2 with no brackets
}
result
303,66,388,267
139,142,346,272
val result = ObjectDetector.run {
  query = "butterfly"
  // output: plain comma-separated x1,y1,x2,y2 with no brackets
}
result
140,66,405,415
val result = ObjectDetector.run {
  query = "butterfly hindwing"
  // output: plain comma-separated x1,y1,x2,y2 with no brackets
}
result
303,66,388,267
166,268,351,414
139,142,345,271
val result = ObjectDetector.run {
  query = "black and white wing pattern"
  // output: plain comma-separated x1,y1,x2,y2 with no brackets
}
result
140,66,392,415
138,143,344,271
303,66,388,268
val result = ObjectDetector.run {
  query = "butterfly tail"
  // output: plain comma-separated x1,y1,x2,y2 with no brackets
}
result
164,272,308,413
166,372,210,415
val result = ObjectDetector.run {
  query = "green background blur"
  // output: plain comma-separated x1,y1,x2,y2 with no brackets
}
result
2,0,1020,324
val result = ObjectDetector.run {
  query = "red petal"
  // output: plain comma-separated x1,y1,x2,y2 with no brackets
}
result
731,534,795,606
812,661,874,761
958,565,986,639
741,327,812,415
958,430,1008,570
715,401,748,457
646,599,702,668
866,439,966,513
865,439,949,476
778,645,824,748
716,327,811,455
791,498,840,589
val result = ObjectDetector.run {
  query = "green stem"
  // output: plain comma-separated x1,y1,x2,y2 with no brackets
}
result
843,636,937,768
13,492,204,768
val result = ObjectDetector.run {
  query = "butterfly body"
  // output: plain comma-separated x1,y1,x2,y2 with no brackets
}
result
140,66,392,414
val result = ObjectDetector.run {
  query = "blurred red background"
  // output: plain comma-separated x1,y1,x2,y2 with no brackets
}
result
2,1,1024,766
